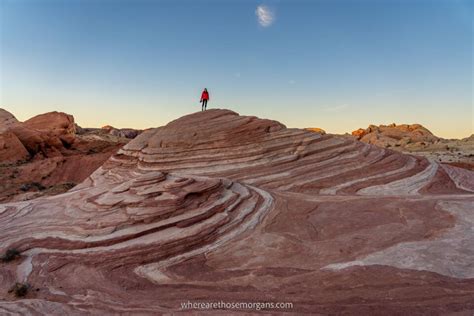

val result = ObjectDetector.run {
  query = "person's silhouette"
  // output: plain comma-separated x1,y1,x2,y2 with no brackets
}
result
200,88,209,111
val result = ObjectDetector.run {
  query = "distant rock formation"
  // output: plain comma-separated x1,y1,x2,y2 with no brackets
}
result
75,124,142,139
351,123,473,169
305,127,326,134
351,123,439,148
0,108,20,132
0,108,137,202
23,111,76,147
0,110,29,163
101,125,142,139
4,111,76,158
463,134,474,142
0,131,29,164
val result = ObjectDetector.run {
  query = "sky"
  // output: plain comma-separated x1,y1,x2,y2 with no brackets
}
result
0,0,472,138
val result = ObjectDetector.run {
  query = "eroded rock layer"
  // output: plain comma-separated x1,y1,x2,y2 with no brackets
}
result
1,109,473,314
112,110,467,196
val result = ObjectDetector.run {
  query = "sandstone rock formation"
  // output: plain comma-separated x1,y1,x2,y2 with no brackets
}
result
352,123,474,169
0,109,20,132
0,109,77,160
75,125,142,139
0,132,29,164
0,109,473,314
23,111,76,147
101,125,142,139
8,111,76,157
351,123,439,148
0,109,134,202
305,127,326,134
0,110,29,163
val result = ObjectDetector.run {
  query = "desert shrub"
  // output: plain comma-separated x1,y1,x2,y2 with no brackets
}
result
1,248,20,262
20,182,46,192
8,282,30,298
63,182,76,190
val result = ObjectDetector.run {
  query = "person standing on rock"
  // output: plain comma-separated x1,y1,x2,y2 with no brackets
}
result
200,88,209,111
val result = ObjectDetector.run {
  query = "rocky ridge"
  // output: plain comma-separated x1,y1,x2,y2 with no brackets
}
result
352,123,473,168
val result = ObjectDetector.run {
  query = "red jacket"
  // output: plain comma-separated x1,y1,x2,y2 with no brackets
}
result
201,90,209,101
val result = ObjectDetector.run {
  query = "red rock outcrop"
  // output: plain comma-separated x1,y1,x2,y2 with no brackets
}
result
351,127,366,139
0,109,29,163
0,109,473,314
0,109,131,202
352,123,474,169
23,111,75,136
305,127,326,134
0,132,29,164
352,123,439,148
101,125,142,139
9,111,76,157
0,109,20,132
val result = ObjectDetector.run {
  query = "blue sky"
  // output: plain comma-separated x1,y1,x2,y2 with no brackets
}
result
0,0,472,138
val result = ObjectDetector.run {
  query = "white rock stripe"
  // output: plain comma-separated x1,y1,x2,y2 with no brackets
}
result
357,160,438,195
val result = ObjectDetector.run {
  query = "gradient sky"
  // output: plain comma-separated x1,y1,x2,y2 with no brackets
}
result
1,0,472,138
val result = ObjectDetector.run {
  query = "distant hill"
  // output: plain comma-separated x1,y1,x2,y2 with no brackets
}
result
350,123,473,168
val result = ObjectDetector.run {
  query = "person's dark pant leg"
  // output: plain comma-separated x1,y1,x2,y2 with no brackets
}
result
203,99,207,110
